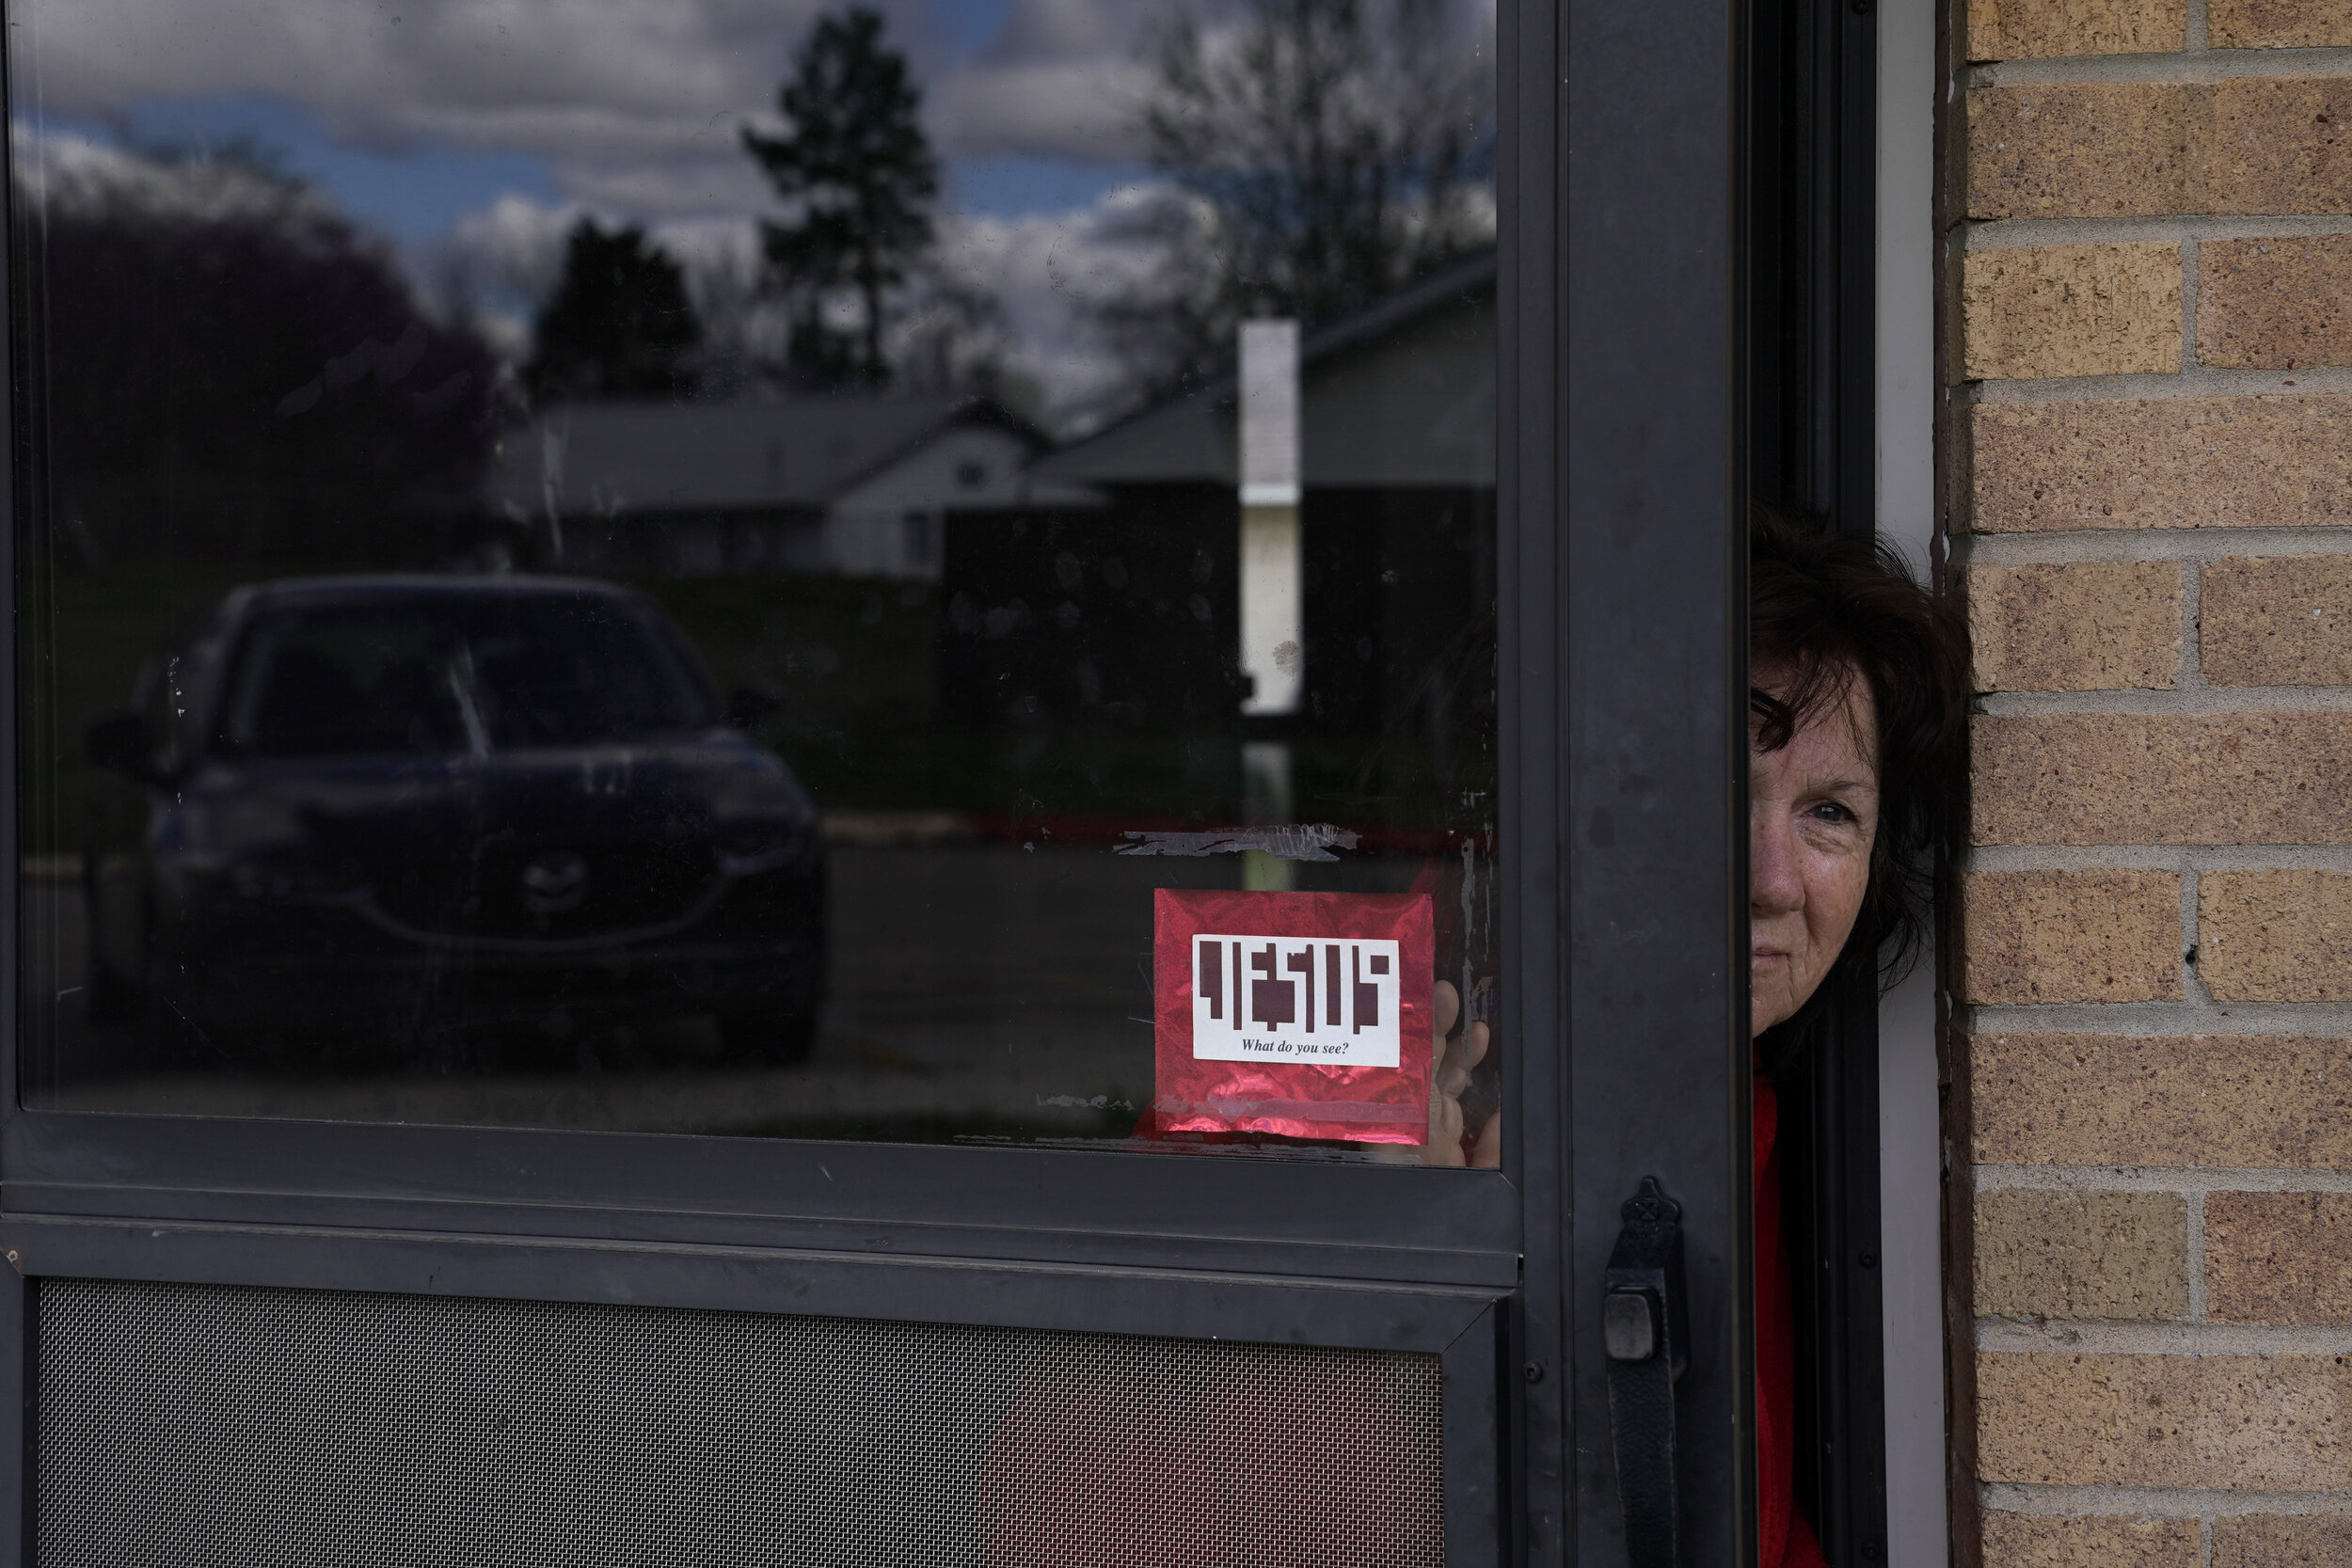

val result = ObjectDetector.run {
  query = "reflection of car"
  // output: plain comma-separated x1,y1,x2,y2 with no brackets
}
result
81,575,825,1066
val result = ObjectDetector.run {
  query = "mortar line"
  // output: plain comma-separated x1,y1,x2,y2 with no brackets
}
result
1967,215,2352,249
2179,554,2204,689
2183,866,2215,1012
2201,1517,2215,1568
1983,1482,2352,1517
2181,232,2201,374
1970,365,2352,401
1971,43,2352,86
1959,530,2352,567
1977,1318,2352,1354
1967,845,2352,873
2186,0,2210,54
1977,683,2352,712
1968,997,2352,1033
2185,1187,2209,1321
1979,1165,2352,1196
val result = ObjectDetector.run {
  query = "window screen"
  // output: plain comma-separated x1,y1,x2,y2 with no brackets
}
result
35,1276,1446,1566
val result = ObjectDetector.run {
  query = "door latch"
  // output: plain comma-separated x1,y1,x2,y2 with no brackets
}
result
1604,1175,1689,1568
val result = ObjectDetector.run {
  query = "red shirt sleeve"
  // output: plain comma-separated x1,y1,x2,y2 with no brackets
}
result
1755,1073,1833,1568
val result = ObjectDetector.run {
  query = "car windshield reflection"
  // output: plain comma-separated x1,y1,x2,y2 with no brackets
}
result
218,589,716,760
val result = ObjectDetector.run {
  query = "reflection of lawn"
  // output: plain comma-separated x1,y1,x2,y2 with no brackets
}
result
26,563,1493,847
639,574,940,735
762,723,1491,832
648,572,1493,827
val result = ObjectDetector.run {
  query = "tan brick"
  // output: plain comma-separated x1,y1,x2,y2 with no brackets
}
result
1967,0,2186,59
1968,83,2195,219
1972,713,2352,845
2201,555,2352,686
1976,1190,2189,1319
2200,870,2352,1002
2208,78,2352,215
1980,1513,2201,1568
2208,1193,2352,1325
1970,562,2181,690
1963,870,2183,1004
1964,245,2184,380
1972,1034,2352,1168
1968,396,2352,532
1966,80,2352,219
2200,237,2352,371
2210,0,2352,49
2214,1514,2352,1567
1977,1351,2352,1489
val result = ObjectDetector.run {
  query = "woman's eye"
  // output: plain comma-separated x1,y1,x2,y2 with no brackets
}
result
1805,801,1853,825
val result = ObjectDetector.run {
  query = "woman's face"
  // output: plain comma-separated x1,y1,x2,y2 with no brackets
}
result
1750,667,1881,1038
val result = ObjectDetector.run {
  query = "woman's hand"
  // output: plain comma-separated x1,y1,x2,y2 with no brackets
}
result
1425,980,1501,1168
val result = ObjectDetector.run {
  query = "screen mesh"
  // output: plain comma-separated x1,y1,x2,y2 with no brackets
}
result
34,1275,1444,1567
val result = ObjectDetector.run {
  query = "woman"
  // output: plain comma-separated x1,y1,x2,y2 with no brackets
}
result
1425,513,1964,1563
1739,512,1967,1566
987,514,1965,1565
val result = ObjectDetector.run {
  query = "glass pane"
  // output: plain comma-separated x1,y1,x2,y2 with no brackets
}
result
15,0,1499,1163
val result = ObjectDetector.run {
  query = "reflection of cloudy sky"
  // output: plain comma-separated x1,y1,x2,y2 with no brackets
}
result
19,0,1151,218
15,0,1484,423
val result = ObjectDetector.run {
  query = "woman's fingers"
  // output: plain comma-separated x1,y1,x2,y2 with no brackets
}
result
1425,982,1492,1165
1470,1110,1502,1169
1433,980,1461,1042
1435,1014,1487,1101
1425,1078,1467,1166
1459,1019,1489,1073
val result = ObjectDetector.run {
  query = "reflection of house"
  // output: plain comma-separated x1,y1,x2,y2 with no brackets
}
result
1035,251,1496,495
944,251,1498,736
487,397,1090,582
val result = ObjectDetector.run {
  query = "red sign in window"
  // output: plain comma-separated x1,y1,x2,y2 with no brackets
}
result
1152,889,1434,1144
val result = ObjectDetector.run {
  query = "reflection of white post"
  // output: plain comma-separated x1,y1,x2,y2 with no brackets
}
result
1238,321,1301,891
1240,737,1295,890
1238,320,1302,718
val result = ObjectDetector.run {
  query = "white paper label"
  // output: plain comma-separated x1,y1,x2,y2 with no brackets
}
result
1188,933,1401,1067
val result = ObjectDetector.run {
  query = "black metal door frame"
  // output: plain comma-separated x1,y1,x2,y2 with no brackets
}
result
0,0,1769,1559
1751,0,1895,1560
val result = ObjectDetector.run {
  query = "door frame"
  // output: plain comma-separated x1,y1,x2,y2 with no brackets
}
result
1750,0,1899,1559
0,0,1768,1559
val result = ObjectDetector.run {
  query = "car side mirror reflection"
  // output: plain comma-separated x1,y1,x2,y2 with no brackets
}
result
83,709,164,783
726,682,784,730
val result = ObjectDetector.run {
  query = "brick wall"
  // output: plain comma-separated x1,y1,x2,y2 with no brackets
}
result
1946,0,2352,1561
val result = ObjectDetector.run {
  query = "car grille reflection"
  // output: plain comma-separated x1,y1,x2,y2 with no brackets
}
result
369,842,719,943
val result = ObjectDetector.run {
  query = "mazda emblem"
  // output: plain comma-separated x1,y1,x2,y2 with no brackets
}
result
520,850,589,914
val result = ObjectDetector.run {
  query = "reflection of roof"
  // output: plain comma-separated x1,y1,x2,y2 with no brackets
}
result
236,574,642,605
488,397,1035,516
1034,249,1499,491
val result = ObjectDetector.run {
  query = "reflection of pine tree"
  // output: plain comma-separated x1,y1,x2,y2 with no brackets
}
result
742,7,939,389
525,219,702,402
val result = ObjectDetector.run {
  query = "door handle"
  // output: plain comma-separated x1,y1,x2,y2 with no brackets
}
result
1604,1176,1689,1568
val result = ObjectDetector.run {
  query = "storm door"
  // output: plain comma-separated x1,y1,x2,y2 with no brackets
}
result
0,0,1750,1560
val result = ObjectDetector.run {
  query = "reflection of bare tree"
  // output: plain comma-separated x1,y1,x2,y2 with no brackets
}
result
1102,0,1495,405
891,271,1051,425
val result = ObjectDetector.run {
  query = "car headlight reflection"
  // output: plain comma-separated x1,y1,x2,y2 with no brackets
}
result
714,817,810,876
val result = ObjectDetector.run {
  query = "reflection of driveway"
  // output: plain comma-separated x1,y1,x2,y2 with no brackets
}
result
25,846,1414,1143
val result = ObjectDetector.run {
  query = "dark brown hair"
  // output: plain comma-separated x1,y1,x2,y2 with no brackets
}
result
1751,506,1970,1001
